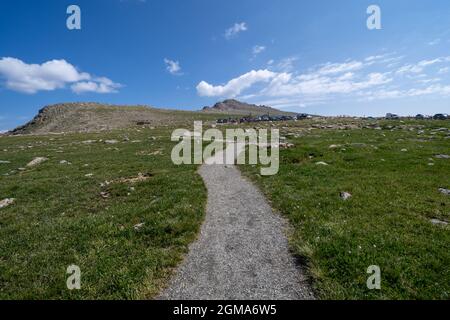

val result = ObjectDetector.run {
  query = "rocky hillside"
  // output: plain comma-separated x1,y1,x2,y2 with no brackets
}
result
201,99,293,116
9,102,217,135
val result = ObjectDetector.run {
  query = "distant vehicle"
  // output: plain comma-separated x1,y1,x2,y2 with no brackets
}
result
386,113,399,120
415,114,425,120
433,113,448,120
296,113,309,120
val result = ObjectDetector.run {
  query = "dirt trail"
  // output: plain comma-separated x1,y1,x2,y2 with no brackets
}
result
159,145,314,300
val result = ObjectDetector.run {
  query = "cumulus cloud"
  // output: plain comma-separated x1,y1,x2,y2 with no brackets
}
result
164,58,182,75
197,54,450,109
71,77,122,94
0,57,121,94
196,69,276,97
225,22,247,39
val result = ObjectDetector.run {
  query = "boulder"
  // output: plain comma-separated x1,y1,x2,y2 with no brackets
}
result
26,157,48,167
0,198,15,209
340,192,352,200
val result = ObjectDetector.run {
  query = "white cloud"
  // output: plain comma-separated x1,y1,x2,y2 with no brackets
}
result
252,45,266,56
196,69,276,97
438,67,450,74
396,58,447,74
164,58,182,75
0,57,121,94
428,39,441,46
71,77,122,94
197,54,450,109
225,22,247,40
277,57,298,72
317,61,364,75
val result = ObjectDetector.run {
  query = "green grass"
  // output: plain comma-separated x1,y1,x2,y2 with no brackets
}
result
240,120,450,300
0,127,206,299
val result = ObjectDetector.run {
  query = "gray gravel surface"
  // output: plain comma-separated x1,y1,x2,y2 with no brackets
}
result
159,161,315,300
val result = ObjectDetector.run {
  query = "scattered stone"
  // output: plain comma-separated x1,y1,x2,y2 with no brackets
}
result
100,191,110,199
340,192,352,200
82,140,96,144
59,160,71,165
104,140,119,144
26,157,48,167
0,160,11,164
0,198,15,209
430,219,448,226
439,188,450,195
401,149,408,152
134,223,145,231
117,172,153,184
18,168,26,171
100,181,112,187
351,143,367,148
329,144,341,149
279,142,295,149
315,161,329,166
85,173,94,177
435,154,450,159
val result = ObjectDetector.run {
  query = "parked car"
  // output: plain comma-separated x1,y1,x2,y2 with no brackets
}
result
296,113,309,120
415,114,425,120
433,113,448,120
386,113,399,120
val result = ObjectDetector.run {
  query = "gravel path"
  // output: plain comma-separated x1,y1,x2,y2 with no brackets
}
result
159,145,314,300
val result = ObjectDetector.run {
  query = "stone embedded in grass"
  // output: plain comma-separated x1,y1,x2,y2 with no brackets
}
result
340,192,352,200
329,144,341,149
85,173,94,177
104,140,119,144
435,154,450,159
26,157,48,167
401,149,408,152
100,191,110,199
133,223,145,231
59,160,72,165
0,198,15,209
439,188,450,196
430,219,448,226
279,142,295,149
315,161,329,166
0,160,11,164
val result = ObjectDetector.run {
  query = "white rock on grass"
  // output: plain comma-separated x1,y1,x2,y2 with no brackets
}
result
340,192,352,200
0,198,15,209
315,161,329,166
26,157,48,167
439,188,450,195
329,144,341,149
134,223,145,231
435,154,450,159
430,219,449,226
0,160,11,164
104,140,119,144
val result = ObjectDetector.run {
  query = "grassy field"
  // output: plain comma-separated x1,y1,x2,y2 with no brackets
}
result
1,118,449,300
240,119,450,299
0,127,206,299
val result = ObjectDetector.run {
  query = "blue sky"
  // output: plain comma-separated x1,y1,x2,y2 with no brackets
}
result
1,0,450,130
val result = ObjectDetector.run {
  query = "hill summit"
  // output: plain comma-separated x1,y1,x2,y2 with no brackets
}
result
201,99,292,115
